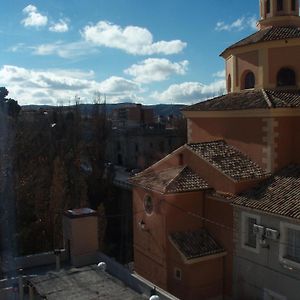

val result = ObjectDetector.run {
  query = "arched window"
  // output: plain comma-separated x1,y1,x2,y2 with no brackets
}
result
228,74,232,92
244,72,255,89
277,68,296,87
277,0,283,11
266,0,271,13
291,0,296,11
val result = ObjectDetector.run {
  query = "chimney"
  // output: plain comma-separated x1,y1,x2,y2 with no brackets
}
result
63,208,99,267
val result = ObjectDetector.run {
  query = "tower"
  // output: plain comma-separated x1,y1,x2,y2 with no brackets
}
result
222,0,300,93
259,0,300,29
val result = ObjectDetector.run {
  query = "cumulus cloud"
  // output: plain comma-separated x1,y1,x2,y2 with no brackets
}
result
32,41,99,58
21,5,48,28
124,58,188,83
81,21,186,55
213,70,225,78
0,65,141,105
49,19,69,33
152,80,226,104
215,16,257,32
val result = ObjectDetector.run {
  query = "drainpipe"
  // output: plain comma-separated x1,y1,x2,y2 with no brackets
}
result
18,268,24,300
54,249,61,271
28,282,35,300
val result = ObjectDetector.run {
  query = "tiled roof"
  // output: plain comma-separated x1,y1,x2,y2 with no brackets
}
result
169,229,225,260
186,140,268,181
183,89,300,112
129,166,209,194
233,164,300,220
221,26,300,55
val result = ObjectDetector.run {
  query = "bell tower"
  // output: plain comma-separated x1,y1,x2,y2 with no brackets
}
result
258,0,300,29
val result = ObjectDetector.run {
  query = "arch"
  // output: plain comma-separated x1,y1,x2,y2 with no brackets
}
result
277,68,296,87
242,71,256,89
277,0,283,11
227,74,232,92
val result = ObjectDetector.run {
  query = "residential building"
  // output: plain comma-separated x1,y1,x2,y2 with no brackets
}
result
130,0,300,299
232,165,300,300
107,127,186,170
111,103,154,128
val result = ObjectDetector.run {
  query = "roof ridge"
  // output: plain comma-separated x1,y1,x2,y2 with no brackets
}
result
187,139,224,146
164,165,187,192
261,89,273,108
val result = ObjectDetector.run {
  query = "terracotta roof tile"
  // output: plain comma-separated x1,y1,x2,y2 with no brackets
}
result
232,164,300,219
129,166,209,194
186,140,269,181
169,229,225,260
221,26,300,55
183,89,300,112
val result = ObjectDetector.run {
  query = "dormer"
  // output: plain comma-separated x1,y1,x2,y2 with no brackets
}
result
258,0,300,29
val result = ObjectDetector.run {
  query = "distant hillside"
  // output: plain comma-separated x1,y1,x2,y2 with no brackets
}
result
22,103,187,117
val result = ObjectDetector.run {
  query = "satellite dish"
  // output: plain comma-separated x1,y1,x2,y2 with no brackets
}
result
149,296,160,300
97,262,107,271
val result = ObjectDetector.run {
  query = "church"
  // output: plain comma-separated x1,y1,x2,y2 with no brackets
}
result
130,1,300,299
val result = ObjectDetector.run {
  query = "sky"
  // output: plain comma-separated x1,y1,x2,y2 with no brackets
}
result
0,0,259,106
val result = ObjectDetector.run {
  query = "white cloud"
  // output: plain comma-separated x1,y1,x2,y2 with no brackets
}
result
32,41,99,59
213,70,225,78
152,80,226,104
81,21,186,55
21,5,48,28
0,65,141,105
215,16,257,32
98,76,141,94
49,19,69,33
124,58,188,83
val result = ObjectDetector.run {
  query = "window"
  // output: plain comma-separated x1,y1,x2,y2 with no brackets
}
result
279,222,300,269
179,153,184,166
277,0,283,11
277,68,296,87
174,268,182,280
241,212,261,253
246,217,257,248
228,74,232,93
267,0,271,13
144,195,154,215
159,141,165,153
291,0,296,11
244,71,255,89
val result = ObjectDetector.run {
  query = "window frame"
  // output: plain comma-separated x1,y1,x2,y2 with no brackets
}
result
241,212,261,254
279,222,300,269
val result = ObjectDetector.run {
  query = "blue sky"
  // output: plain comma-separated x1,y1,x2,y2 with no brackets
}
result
0,0,258,105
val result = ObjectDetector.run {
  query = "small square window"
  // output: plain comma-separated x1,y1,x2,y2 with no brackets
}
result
174,268,181,280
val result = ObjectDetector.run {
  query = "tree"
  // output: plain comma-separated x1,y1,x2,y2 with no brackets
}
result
0,87,21,118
